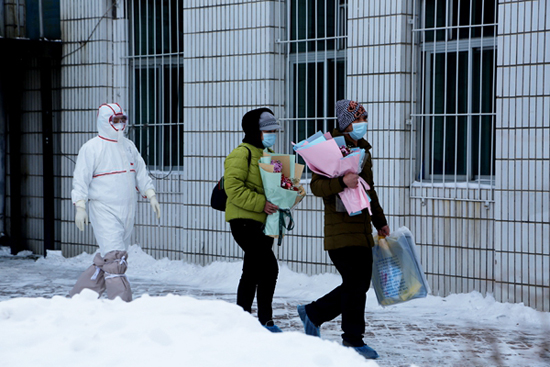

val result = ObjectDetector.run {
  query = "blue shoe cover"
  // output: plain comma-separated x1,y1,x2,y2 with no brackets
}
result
297,305,320,337
345,343,379,360
263,322,282,333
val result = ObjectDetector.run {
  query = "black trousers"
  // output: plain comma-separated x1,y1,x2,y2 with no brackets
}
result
305,246,372,347
230,219,278,325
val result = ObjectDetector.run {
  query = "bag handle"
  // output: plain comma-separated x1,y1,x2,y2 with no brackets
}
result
277,209,295,246
378,236,390,250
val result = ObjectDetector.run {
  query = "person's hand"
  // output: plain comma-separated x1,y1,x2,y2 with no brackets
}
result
149,195,161,219
75,207,88,231
264,201,279,215
377,225,390,237
343,173,359,188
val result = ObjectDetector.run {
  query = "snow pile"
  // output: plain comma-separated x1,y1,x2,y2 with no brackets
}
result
1,244,550,366
35,245,343,300
0,290,376,367
8,244,550,332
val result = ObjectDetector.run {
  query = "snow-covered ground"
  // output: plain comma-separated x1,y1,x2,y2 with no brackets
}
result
1,245,549,367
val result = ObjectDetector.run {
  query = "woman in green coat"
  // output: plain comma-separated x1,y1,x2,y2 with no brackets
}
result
224,107,282,332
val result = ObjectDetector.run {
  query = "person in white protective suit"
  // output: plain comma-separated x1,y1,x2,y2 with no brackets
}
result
69,103,161,302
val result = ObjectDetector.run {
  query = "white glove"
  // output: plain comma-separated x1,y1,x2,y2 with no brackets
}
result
74,201,88,231
149,195,161,219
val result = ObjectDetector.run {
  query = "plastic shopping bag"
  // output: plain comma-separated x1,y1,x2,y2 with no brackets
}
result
371,227,429,306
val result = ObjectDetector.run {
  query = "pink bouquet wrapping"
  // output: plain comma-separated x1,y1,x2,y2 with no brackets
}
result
294,132,371,216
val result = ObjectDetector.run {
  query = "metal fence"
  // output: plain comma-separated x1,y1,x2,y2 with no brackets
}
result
410,0,497,203
278,0,348,164
127,0,184,173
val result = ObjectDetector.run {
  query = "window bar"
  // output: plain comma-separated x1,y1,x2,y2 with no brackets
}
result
313,0,318,140
145,0,151,169
130,0,136,145
305,0,310,145
161,1,167,170
294,0,299,170
154,1,160,170
175,0,179,170
477,0,485,197
295,0,301,267
175,0,181,170
326,0,331,133
466,0,474,192
413,22,499,33
490,0,497,191
174,0,181,170
325,0,330,130
442,0,450,189
453,0,461,197
419,0,427,191
175,0,180,169
342,1,347,99
332,0,338,132
409,0,417,192
289,2,295,155
140,0,146,163
309,0,318,272
278,0,283,125
164,1,170,170
278,35,347,44
430,0,438,196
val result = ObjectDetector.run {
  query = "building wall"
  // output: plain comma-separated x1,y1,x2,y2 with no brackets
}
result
54,0,550,311
494,0,550,311
354,0,550,312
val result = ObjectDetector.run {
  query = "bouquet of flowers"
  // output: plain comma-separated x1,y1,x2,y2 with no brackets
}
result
258,153,306,245
293,131,371,216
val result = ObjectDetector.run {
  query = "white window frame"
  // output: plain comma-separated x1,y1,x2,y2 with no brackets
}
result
127,0,184,173
410,0,497,202
277,0,348,163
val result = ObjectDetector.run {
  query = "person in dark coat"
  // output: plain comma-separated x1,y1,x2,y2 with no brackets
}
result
297,99,390,360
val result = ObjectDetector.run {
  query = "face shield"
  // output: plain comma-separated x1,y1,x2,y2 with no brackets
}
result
109,114,128,132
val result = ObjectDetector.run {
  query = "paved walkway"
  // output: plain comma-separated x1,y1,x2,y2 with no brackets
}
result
1,255,549,367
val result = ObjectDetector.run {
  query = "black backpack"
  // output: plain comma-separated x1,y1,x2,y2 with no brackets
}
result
211,146,251,211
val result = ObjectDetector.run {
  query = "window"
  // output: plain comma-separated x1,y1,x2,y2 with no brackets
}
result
128,0,184,171
282,0,347,159
413,0,497,186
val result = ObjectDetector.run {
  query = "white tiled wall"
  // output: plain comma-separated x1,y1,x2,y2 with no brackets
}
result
53,0,550,311
494,0,550,311
157,0,287,265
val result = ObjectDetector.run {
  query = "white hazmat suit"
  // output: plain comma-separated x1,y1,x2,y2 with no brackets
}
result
69,103,160,301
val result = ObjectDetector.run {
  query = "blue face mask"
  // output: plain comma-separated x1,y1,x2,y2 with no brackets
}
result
349,122,367,140
262,133,277,148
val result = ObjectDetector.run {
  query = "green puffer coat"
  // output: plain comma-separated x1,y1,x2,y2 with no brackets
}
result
224,142,267,223
310,129,388,251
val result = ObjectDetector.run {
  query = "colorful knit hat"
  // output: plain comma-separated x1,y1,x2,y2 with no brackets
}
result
335,99,367,131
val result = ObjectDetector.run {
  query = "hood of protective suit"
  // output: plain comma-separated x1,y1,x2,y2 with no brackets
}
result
241,107,274,149
97,103,127,141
